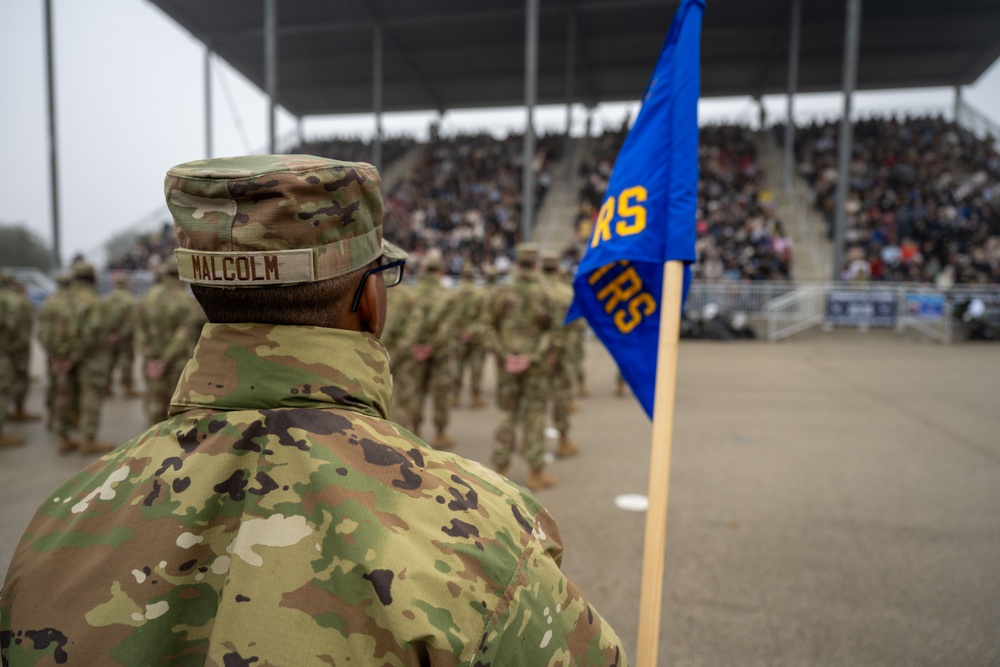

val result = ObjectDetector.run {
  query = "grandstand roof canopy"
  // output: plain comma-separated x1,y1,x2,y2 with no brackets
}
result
149,0,1000,117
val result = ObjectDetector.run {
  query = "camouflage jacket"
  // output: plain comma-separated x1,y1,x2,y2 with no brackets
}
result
381,275,457,364
103,287,137,341
36,284,109,362
1,323,627,667
451,279,487,346
135,281,205,366
489,270,557,366
0,288,19,356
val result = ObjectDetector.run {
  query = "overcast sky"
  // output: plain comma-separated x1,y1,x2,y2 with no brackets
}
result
2,0,999,267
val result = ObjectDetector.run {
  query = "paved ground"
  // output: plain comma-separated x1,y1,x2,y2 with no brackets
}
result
3,332,999,666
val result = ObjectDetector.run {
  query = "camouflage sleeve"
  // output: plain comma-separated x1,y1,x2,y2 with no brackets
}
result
161,298,204,367
474,508,628,666
380,287,413,357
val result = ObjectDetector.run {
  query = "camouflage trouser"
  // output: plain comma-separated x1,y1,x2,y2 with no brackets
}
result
145,360,186,427
77,351,111,439
11,344,30,407
454,340,486,399
0,353,12,432
568,339,585,394
51,367,79,437
392,356,453,433
108,336,135,390
493,367,548,470
550,360,572,434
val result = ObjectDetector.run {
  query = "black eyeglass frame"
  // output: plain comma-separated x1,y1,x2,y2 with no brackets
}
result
351,259,406,312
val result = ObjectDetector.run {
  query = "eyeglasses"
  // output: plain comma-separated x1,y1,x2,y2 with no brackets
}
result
351,258,406,312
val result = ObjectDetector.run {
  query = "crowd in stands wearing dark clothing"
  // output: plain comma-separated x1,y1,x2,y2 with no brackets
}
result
574,124,793,281
106,223,180,272
381,131,563,274
795,116,1000,285
295,135,417,169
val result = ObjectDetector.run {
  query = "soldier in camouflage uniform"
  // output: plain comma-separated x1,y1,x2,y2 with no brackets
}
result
0,155,627,667
0,282,25,448
451,263,489,409
135,263,206,426
36,261,117,454
381,252,458,449
103,274,140,398
489,243,561,490
541,251,580,458
3,275,40,423
564,268,589,398
37,271,75,432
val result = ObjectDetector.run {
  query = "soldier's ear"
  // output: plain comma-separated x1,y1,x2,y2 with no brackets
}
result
356,273,384,338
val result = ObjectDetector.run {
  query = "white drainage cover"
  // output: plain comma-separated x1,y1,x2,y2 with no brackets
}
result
614,494,649,512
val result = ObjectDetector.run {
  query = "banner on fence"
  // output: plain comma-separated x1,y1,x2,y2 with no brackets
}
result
825,290,897,327
905,293,946,321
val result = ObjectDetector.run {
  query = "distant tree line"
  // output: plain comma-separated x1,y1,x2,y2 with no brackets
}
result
0,224,51,271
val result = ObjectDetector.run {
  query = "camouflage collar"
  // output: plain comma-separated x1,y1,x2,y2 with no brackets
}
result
170,324,392,419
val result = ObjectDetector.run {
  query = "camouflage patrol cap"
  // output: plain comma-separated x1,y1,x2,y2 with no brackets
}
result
423,251,444,272
165,154,407,288
515,242,539,264
540,249,560,271
71,260,96,281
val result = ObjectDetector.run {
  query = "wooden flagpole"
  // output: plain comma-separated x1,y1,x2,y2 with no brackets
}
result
635,260,685,666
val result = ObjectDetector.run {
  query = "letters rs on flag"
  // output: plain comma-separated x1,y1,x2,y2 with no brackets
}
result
566,0,704,419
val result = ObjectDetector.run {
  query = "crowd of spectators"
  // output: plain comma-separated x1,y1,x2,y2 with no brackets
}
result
573,123,794,281
106,132,562,279
106,222,180,273
381,131,563,275
295,134,417,168
795,115,1000,285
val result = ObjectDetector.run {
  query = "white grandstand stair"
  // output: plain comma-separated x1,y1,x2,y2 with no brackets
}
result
534,135,586,253
755,132,832,283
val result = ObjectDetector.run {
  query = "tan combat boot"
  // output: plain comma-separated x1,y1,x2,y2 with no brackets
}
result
578,386,589,398
0,433,25,448
9,406,41,422
434,428,455,450
555,434,580,458
80,437,116,455
494,462,509,477
58,436,78,454
470,392,487,409
526,468,557,491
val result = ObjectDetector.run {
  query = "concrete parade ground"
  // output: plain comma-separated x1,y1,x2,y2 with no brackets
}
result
2,332,999,666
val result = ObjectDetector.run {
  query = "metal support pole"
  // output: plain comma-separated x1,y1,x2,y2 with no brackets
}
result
833,0,862,282
296,116,305,148
782,0,801,193
522,0,540,244
264,0,277,154
373,24,384,172
564,7,578,184
44,0,61,270
953,85,962,123
564,7,577,136
204,46,213,159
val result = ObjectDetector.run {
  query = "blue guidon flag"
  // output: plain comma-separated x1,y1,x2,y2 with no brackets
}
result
566,0,704,419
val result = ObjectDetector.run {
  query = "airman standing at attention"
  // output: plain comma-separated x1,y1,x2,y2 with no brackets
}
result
0,280,26,448
564,267,590,398
382,251,457,448
0,154,627,667
103,274,140,398
37,261,116,454
135,263,206,426
489,243,559,490
452,263,488,409
37,271,75,434
540,251,580,459
4,275,40,424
